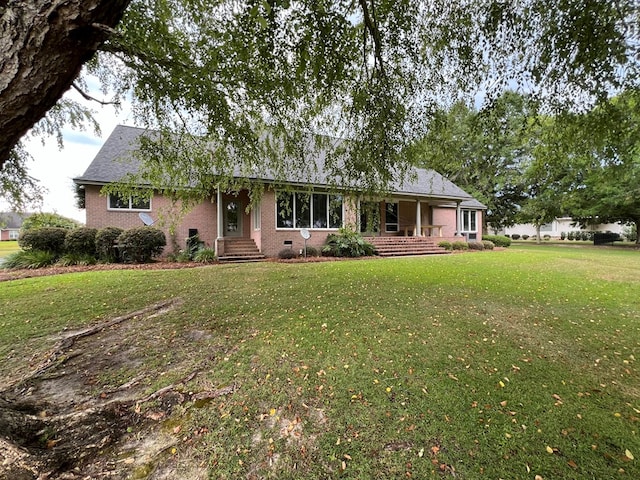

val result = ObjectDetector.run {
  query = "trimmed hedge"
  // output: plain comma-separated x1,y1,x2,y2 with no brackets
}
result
467,241,484,250
482,234,511,247
18,227,67,255
64,227,97,256
96,227,124,262
278,248,298,259
117,227,166,263
451,241,469,250
437,240,452,251
482,240,495,250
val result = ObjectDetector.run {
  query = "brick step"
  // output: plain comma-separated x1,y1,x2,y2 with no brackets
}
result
221,238,265,262
367,237,448,256
218,254,266,263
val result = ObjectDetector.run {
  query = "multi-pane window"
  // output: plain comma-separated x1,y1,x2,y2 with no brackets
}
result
462,209,477,232
385,202,399,232
108,193,151,211
277,192,343,229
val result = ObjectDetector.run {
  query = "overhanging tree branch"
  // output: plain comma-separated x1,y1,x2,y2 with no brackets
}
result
72,82,119,106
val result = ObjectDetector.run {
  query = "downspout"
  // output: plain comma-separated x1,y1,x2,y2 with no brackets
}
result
216,186,223,257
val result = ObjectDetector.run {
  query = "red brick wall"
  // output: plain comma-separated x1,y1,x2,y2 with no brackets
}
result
431,206,458,238
85,184,484,257
258,190,347,257
84,185,217,254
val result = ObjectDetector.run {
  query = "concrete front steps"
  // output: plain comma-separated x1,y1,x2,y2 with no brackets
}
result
218,238,266,262
366,236,449,257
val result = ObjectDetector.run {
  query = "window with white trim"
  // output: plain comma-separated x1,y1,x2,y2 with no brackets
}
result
108,193,151,211
385,202,398,232
9,230,19,240
461,209,477,232
253,203,261,231
276,192,343,229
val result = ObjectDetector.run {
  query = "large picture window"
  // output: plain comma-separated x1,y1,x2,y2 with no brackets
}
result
277,192,343,229
108,193,151,211
462,209,477,232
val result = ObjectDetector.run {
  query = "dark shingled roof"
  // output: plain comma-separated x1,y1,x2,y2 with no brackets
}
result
75,125,486,209
0,212,31,229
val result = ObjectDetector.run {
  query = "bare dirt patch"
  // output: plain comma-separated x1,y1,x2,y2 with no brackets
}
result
0,298,232,480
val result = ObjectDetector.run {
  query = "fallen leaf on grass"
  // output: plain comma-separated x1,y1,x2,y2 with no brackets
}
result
546,446,554,454
625,449,634,460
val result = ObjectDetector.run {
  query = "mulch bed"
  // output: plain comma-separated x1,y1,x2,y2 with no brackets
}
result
0,261,203,283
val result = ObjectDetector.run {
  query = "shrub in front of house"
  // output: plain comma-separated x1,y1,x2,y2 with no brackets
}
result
511,234,521,240
482,234,511,247
467,241,484,250
64,227,97,256
117,227,166,263
322,228,376,257
451,241,469,250
482,240,495,250
437,240,452,251
303,246,320,257
2,249,57,269
194,247,217,264
278,248,298,259
543,234,551,241
451,241,468,250
522,234,529,240
18,227,68,256
560,231,566,240
95,227,124,262
57,252,97,266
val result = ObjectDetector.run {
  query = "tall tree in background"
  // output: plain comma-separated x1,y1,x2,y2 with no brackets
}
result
516,115,575,242
418,92,532,232
567,89,640,244
1,0,639,209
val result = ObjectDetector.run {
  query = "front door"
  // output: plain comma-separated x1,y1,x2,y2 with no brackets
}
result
224,200,242,237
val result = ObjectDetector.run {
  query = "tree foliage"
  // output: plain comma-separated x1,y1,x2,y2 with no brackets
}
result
565,89,640,244
2,0,640,208
418,92,532,232
20,212,82,231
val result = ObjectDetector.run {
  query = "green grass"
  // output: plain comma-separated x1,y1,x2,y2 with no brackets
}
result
1,246,639,478
0,240,19,258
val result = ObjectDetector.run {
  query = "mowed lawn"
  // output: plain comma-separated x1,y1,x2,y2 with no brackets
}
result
0,240,19,259
1,245,638,478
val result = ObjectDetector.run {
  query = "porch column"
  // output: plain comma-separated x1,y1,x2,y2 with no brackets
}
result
216,186,223,257
456,201,462,237
415,200,422,237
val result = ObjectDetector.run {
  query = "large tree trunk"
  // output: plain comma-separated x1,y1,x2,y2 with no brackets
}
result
0,0,131,166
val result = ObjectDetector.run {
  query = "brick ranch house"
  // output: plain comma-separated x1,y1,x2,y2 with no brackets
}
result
74,125,485,259
0,212,30,241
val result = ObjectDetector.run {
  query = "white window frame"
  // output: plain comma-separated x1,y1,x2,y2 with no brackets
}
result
253,203,261,231
107,193,152,211
461,209,478,233
276,191,343,230
9,230,19,240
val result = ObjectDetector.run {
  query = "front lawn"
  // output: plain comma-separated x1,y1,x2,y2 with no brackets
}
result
0,240,19,259
0,246,638,479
